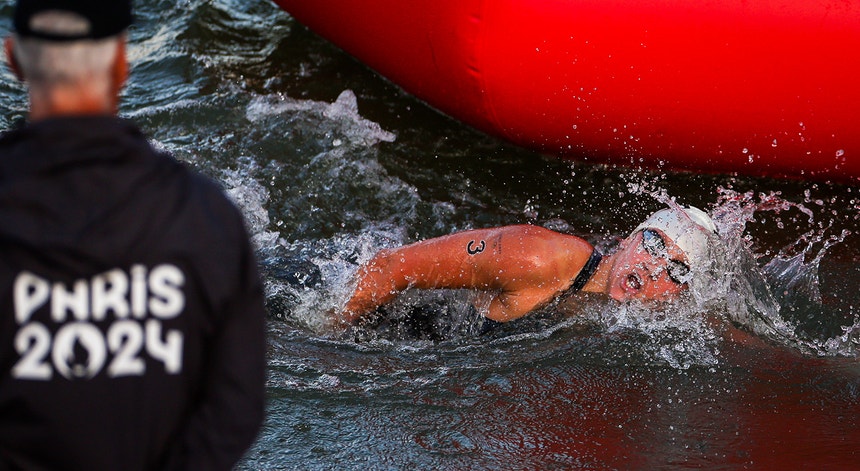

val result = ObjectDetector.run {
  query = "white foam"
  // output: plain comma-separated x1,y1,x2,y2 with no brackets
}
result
220,161,282,249
245,89,396,147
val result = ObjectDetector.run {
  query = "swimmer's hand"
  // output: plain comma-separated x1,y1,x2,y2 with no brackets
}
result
339,248,404,325
325,265,393,330
323,308,354,333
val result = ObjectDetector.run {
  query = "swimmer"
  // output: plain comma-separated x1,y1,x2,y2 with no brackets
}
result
338,206,717,327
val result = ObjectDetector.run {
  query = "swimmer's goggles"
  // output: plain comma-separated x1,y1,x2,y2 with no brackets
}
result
641,229,692,285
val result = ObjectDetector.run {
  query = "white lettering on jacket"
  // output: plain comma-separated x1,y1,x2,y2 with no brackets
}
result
11,264,186,381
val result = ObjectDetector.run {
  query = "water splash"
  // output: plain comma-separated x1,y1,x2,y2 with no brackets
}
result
609,182,858,362
691,188,853,356
246,89,396,148
579,299,721,370
221,158,282,249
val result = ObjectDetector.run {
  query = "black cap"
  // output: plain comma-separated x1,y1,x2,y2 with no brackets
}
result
13,0,132,41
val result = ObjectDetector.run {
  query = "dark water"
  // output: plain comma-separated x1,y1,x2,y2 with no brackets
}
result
1,0,858,469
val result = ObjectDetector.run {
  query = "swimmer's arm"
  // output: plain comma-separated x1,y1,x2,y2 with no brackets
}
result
340,225,592,324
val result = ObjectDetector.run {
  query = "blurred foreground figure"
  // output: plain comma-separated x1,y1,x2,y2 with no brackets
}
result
0,1,266,469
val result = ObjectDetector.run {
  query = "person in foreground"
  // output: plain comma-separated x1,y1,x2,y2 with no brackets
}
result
339,206,718,328
0,1,266,469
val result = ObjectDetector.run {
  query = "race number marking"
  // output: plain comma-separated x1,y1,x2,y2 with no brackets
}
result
467,240,486,255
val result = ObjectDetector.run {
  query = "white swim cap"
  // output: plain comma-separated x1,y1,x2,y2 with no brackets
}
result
632,206,717,267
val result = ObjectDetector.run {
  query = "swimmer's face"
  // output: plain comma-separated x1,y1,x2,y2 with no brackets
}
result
608,229,691,302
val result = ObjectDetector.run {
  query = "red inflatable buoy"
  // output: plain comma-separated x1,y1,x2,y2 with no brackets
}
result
274,0,860,183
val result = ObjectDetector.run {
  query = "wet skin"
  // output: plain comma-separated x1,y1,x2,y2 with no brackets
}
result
340,225,694,328
606,229,689,302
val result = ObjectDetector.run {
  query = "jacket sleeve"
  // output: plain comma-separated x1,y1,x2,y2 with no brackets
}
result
170,227,267,471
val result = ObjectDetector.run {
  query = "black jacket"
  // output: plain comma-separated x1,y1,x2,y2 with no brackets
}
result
0,116,266,470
